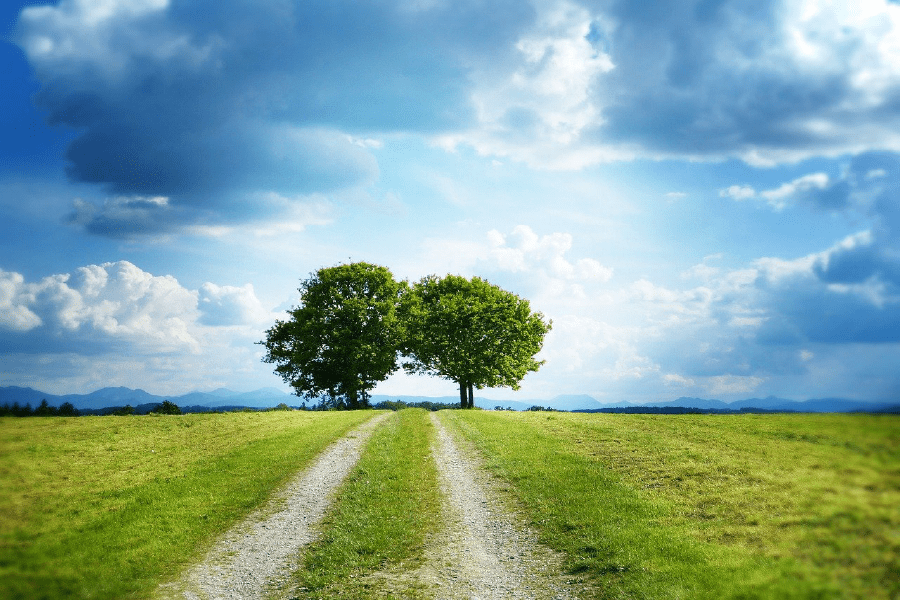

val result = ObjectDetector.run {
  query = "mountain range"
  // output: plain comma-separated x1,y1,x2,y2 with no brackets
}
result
0,386,896,413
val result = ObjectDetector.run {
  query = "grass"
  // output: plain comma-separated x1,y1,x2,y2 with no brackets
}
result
441,410,900,600
0,410,375,600
286,408,441,599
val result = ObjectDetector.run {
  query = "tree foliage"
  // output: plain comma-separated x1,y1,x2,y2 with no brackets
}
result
261,263,404,409
261,265,551,410
154,401,182,415
400,274,551,408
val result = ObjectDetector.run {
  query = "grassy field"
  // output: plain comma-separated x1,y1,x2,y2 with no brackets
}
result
0,410,375,600
442,411,900,599
284,408,441,599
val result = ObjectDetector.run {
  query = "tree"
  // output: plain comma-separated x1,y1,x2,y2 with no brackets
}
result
154,401,181,415
57,402,78,416
401,274,551,408
35,399,55,416
261,263,404,410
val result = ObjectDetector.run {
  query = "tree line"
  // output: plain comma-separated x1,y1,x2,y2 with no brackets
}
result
0,399,184,417
0,399,79,417
261,263,552,410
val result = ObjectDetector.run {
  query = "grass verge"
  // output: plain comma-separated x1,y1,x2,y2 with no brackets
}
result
442,411,900,600
285,408,441,599
0,410,375,599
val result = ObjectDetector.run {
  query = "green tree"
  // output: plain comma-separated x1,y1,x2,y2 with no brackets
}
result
35,399,56,416
261,263,405,410
154,401,181,415
401,274,551,408
57,402,78,416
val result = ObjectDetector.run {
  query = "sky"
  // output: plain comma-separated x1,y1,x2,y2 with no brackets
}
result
1,0,899,403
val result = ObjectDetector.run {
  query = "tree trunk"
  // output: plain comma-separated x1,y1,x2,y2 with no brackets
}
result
467,382,474,409
459,380,467,409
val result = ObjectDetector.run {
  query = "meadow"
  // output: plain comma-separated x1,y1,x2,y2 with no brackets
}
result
0,410,374,599
1,409,897,599
443,411,900,599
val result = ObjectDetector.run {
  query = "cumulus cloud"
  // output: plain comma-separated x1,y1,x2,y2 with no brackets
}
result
594,0,900,163
486,225,613,282
198,282,270,327
0,270,42,331
0,261,201,353
445,0,900,166
437,0,617,169
721,151,900,223
719,173,848,210
13,0,533,234
15,0,900,231
0,260,286,394
558,224,899,400
0,261,275,353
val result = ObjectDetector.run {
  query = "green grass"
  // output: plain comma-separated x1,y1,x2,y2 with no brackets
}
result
0,410,375,600
441,411,900,600
287,408,441,599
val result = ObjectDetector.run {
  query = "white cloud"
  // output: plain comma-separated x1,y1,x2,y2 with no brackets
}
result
719,185,757,201
486,225,613,282
760,173,830,209
0,261,278,352
708,374,764,395
664,373,696,387
721,173,835,210
0,271,42,331
436,0,619,169
198,282,271,327
0,261,285,394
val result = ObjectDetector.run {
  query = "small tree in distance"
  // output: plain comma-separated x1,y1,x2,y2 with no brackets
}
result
400,274,551,408
154,401,182,415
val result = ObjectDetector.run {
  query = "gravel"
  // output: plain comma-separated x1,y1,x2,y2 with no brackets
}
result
157,410,582,599
415,412,580,600
156,413,388,600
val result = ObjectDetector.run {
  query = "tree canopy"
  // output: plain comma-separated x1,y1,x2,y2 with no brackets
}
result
260,263,404,409
400,274,551,408
261,265,550,410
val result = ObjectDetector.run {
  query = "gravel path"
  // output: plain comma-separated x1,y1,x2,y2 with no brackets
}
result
156,413,389,600
416,413,579,600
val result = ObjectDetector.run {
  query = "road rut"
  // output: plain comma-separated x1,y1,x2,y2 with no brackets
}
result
156,412,389,600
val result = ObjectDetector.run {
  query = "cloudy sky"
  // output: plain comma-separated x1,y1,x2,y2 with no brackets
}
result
2,0,899,403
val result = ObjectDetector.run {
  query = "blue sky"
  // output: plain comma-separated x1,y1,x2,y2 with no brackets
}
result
2,0,899,403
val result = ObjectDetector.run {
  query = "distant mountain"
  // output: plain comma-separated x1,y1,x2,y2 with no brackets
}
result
0,386,59,406
477,398,534,411
548,394,606,411
0,386,295,411
175,391,227,406
649,397,731,410
729,396,797,410
230,388,292,407
0,386,895,413
64,387,162,410
206,388,239,397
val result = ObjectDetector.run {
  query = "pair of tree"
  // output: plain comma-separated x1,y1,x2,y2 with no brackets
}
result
260,263,551,409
